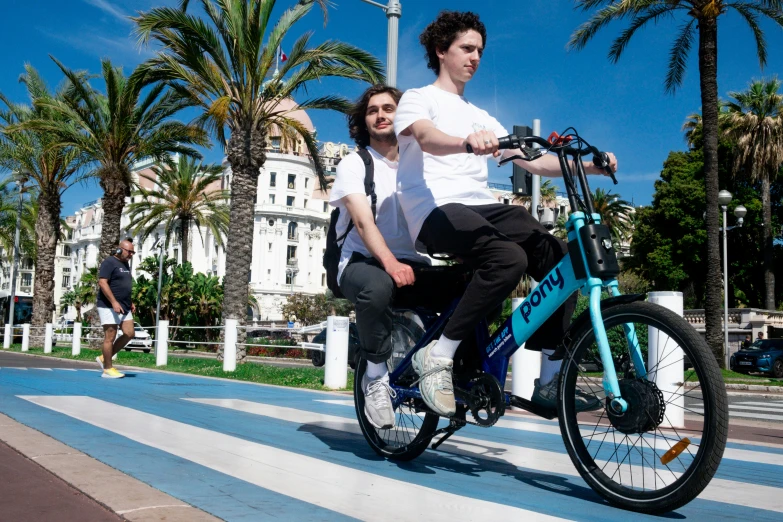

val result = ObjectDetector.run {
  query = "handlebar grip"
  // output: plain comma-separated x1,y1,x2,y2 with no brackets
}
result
593,152,618,185
466,143,473,154
466,135,514,154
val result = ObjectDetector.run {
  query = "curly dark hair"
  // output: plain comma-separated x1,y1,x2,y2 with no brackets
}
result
347,85,403,148
420,11,487,75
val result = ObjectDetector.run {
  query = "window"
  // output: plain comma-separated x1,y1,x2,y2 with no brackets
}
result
22,258,34,270
63,245,71,257
321,273,326,286
269,172,277,187
21,273,32,287
288,174,296,189
174,248,179,261
286,196,295,207
63,267,71,274
62,275,70,288
323,202,329,213
271,137,281,151
268,243,273,252
304,199,309,208
269,194,275,204
287,222,298,240
287,245,297,261
285,272,296,285
305,178,309,188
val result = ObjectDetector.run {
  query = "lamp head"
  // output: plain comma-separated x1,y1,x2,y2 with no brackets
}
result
718,190,732,206
734,205,747,219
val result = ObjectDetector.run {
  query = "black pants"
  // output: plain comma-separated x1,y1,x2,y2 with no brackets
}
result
339,254,467,364
418,203,577,350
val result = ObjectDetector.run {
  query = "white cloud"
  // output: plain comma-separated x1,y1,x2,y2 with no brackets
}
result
625,172,662,181
39,29,154,63
82,0,131,24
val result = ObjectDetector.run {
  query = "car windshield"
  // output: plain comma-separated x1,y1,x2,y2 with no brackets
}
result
134,323,144,332
745,340,777,351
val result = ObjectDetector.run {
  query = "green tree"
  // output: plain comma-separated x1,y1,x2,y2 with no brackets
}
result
0,65,88,326
0,176,35,262
723,78,783,310
27,59,209,265
61,268,98,321
126,155,229,265
592,187,633,246
133,0,383,362
569,0,783,364
280,291,353,326
513,179,558,205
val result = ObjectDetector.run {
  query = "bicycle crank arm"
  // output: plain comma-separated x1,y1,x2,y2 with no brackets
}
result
508,394,557,420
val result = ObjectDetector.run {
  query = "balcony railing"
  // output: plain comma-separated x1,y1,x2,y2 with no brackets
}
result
286,258,298,268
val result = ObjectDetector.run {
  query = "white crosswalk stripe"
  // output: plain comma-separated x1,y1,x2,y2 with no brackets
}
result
20,395,570,522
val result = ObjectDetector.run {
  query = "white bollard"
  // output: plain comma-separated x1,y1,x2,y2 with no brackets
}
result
324,316,349,390
44,323,53,354
223,319,237,372
21,324,30,352
648,291,685,429
156,320,169,367
72,322,81,356
511,297,542,403
3,324,10,349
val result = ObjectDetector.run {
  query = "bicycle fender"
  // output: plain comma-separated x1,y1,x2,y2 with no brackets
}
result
551,293,647,361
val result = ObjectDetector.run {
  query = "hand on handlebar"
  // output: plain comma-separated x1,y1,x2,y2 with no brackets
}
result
591,151,618,182
464,130,501,157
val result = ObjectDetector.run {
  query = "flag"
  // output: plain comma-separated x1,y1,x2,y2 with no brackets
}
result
279,46,288,63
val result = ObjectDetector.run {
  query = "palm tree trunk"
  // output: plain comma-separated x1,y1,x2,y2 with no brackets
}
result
762,171,775,310
221,125,266,363
180,217,189,265
699,18,725,368
98,167,128,262
31,191,61,327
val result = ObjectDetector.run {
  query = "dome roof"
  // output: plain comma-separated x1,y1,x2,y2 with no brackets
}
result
268,98,315,134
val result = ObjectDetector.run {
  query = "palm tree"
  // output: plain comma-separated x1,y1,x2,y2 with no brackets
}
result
0,65,88,326
592,188,633,246
569,1,783,365
723,78,783,310
61,268,98,321
513,179,558,206
133,0,383,361
26,58,210,265
126,155,229,265
0,176,36,261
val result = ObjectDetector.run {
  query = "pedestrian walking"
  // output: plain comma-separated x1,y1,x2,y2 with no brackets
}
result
95,239,136,378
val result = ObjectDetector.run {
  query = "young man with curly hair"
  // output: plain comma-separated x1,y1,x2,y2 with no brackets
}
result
394,11,618,417
330,85,430,429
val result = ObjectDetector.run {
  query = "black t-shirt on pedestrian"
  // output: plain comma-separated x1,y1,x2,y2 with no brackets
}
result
96,256,132,311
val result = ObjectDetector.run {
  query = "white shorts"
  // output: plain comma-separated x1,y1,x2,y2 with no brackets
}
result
97,307,133,326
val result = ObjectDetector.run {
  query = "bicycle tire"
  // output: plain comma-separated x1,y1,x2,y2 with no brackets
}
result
354,312,439,461
558,301,728,514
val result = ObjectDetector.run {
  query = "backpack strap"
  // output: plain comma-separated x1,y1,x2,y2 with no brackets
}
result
338,148,377,244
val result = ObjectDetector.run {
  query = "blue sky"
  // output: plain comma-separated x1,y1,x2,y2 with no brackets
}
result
1,0,782,216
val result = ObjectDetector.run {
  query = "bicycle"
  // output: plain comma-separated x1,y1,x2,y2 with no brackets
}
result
353,131,728,514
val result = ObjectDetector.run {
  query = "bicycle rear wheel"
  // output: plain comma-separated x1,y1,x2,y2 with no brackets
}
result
354,312,439,461
558,301,728,514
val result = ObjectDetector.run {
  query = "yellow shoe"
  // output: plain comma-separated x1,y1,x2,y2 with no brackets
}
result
101,367,125,379
95,355,104,370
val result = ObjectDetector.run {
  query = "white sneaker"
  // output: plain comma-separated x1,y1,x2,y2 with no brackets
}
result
95,355,104,370
362,375,396,429
411,341,456,417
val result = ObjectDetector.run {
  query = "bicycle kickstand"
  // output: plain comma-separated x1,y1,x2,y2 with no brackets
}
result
431,419,465,450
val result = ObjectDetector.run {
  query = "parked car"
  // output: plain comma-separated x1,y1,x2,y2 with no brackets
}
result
119,322,153,354
730,339,783,378
309,324,360,370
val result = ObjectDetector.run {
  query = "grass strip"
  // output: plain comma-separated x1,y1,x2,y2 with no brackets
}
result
4,344,354,392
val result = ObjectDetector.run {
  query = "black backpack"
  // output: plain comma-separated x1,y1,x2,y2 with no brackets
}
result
323,148,376,298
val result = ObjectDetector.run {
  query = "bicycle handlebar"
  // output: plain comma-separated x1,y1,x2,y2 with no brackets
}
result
465,134,618,184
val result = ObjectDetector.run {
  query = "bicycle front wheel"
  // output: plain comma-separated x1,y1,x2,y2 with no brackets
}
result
558,301,728,514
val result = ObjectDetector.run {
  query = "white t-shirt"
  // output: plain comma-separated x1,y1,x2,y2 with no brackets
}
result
329,147,428,282
394,84,509,248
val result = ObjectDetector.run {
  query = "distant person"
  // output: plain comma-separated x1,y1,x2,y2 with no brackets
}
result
742,334,752,350
757,332,765,342
95,239,136,379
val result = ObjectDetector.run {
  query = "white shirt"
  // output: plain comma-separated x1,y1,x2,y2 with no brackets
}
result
329,147,428,282
394,85,509,248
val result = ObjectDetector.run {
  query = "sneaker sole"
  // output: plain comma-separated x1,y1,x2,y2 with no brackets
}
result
101,373,124,379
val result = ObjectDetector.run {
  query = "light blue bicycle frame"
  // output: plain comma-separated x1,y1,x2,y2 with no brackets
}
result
389,208,647,414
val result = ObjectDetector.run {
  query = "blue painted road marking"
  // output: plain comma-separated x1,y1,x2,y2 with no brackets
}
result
1,367,782,521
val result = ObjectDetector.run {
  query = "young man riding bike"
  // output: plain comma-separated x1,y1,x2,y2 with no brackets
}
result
330,85,431,429
394,11,618,417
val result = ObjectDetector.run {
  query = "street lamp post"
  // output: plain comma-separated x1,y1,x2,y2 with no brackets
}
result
154,239,165,338
7,171,28,330
359,0,401,87
717,190,747,358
